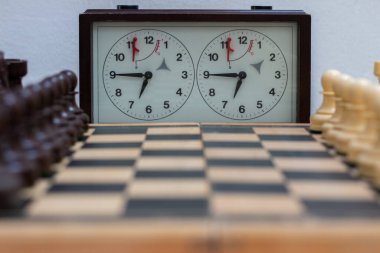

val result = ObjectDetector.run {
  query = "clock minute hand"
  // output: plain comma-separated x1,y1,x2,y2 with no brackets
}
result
115,73,145,78
209,73,239,78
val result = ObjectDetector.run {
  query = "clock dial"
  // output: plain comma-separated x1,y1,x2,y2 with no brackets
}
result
103,29,195,121
196,29,288,120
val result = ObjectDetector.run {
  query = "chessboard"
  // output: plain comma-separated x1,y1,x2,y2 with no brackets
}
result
1,123,380,253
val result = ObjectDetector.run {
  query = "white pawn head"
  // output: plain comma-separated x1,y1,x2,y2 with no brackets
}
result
339,74,354,102
349,78,371,105
322,70,341,93
374,61,380,82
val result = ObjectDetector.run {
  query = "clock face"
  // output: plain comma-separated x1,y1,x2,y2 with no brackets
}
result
92,22,299,123
197,29,288,120
102,29,195,120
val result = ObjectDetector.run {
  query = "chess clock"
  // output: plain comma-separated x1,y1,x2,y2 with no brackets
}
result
79,6,311,123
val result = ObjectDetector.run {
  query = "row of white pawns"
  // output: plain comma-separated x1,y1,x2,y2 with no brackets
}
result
310,62,380,187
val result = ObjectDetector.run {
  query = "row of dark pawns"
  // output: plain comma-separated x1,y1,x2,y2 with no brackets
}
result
0,54,89,208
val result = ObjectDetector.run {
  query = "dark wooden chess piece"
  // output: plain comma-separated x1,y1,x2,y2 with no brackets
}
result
0,169,22,209
0,51,9,93
18,86,52,175
61,70,89,135
39,77,71,161
0,91,38,186
6,59,27,89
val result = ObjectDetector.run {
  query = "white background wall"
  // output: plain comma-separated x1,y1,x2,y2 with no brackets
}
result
1,0,379,113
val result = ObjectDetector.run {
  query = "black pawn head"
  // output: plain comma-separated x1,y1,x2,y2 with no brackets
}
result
61,70,77,92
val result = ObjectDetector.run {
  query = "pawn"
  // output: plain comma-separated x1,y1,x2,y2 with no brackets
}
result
323,74,353,147
310,70,338,132
334,78,370,154
62,70,89,134
0,169,22,209
357,86,380,178
347,85,379,164
374,61,380,83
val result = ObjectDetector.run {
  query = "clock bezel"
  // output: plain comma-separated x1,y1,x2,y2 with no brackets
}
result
79,9,311,123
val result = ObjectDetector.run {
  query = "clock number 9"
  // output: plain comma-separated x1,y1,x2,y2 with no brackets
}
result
110,71,116,79
203,71,210,79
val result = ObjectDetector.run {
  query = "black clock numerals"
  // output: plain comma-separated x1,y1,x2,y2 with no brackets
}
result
114,53,125,61
270,53,276,61
182,71,188,79
269,88,276,96
115,89,122,97
208,53,219,61
144,36,154,44
222,100,228,108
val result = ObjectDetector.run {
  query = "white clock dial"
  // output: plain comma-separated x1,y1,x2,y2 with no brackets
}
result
103,29,195,121
196,29,288,120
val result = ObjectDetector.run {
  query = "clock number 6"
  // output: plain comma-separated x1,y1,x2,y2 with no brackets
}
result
145,105,152,114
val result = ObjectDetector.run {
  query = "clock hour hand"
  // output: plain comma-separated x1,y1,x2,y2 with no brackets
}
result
233,71,247,99
138,71,153,98
209,73,239,78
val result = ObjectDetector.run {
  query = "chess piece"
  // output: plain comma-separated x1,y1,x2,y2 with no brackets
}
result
0,51,9,93
357,86,380,178
310,70,338,132
0,91,39,186
347,85,379,164
0,169,22,209
62,70,89,134
40,77,72,161
375,61,380,83
334,78,370,154
323,74,353,147
6,59,27,89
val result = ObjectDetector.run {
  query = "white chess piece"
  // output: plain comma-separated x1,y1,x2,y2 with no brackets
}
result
310,70,339,132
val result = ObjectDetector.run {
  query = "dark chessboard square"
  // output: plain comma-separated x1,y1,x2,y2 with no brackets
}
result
83,142,142,148
48,183,127,193
270,151,331,158
125,198,209,217
258,135,314,141
68,159,135,167
303,200,380,218
146,135,200,140
212,183,288,193
135,170,205,179
94,126,147,134
284,171,354,181
207,159,273,167
141,150,203,156
202,126,254,133
204,141,262,148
